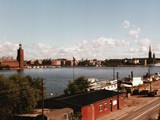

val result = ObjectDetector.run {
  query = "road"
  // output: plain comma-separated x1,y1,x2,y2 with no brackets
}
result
117,98,160,120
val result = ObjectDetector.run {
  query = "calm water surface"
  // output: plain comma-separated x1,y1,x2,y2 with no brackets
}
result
0,66,159,96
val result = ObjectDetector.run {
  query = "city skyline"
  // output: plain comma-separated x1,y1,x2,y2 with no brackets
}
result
0,0,160,60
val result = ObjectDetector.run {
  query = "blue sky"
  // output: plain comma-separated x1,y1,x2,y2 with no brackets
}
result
0,0,160,60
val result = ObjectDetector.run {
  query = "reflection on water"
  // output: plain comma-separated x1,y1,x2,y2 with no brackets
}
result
0,66,159,96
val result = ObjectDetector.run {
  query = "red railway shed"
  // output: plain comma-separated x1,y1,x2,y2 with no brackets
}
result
44,90,125,120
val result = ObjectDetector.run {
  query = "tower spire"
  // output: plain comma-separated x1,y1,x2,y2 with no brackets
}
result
19,43,22,48
148,45,152,59
149,45,151,52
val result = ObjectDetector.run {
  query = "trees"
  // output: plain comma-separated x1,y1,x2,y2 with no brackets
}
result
64,76,91,95
0,74,44,120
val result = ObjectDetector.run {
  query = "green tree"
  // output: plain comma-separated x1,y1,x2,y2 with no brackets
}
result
0,74,44,120
64,76,91,95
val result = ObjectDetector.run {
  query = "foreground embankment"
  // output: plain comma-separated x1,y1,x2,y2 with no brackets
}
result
98,80,160,120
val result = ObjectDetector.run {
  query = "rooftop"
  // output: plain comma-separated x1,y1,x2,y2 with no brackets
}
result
47,90,120,107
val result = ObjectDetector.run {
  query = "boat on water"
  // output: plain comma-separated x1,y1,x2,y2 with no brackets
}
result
142,72,160,82
153,63,160,66
121,77,143,88
148,63,160,67
87,78,117,91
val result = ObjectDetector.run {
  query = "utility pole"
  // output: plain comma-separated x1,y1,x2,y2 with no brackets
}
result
73,57,75,80
117,72,120,110
113,67,115,80
73,65,75,80
41,79,44,120
158,109,160,120
148,69,152,93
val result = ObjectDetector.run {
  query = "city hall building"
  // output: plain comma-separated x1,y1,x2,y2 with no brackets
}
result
0,44,24,70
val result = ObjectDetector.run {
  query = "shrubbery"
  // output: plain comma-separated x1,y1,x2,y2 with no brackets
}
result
0,74,45,120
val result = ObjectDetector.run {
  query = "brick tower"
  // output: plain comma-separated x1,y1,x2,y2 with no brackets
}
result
17,44,24,69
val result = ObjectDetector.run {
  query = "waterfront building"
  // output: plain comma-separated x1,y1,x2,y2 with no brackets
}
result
14,108,73,120
0,44,24,70
51,59,61,66
0,59,19,69
34,59,43,66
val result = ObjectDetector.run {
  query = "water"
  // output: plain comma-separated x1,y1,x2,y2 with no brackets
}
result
0,66,159,96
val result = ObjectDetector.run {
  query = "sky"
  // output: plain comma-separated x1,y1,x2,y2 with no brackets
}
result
0,0,160,60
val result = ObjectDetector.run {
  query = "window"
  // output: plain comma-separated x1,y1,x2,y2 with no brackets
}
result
99,104,102,112
104,102,107,110
113,100,117,105
63,113,69,120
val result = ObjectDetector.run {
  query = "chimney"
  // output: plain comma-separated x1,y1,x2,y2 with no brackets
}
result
131,71,133,78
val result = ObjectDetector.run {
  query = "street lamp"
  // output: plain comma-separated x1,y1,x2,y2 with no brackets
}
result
117,72,120,110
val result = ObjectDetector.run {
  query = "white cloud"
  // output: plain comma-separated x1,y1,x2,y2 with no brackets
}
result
1,20,159,60
1,37,147,60
136,38,150,46
0,42,18,58
55,37,130,59
0,36,156,60
123,20,141,39
127,27,141,39
123,20,130,29
155,44,160,51
24,43,58,60
140,46,148,53
153,43,160,56
35,43,52,50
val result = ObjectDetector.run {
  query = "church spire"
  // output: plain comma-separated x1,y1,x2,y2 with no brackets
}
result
149,45,151,51
148,45,152,59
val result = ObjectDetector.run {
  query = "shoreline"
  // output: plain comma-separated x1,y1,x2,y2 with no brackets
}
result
0,65,160,71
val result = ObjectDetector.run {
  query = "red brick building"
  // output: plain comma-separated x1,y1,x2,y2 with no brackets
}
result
44,90,125,120
51,59,61,66
0,44,24,70
14,108,73,120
